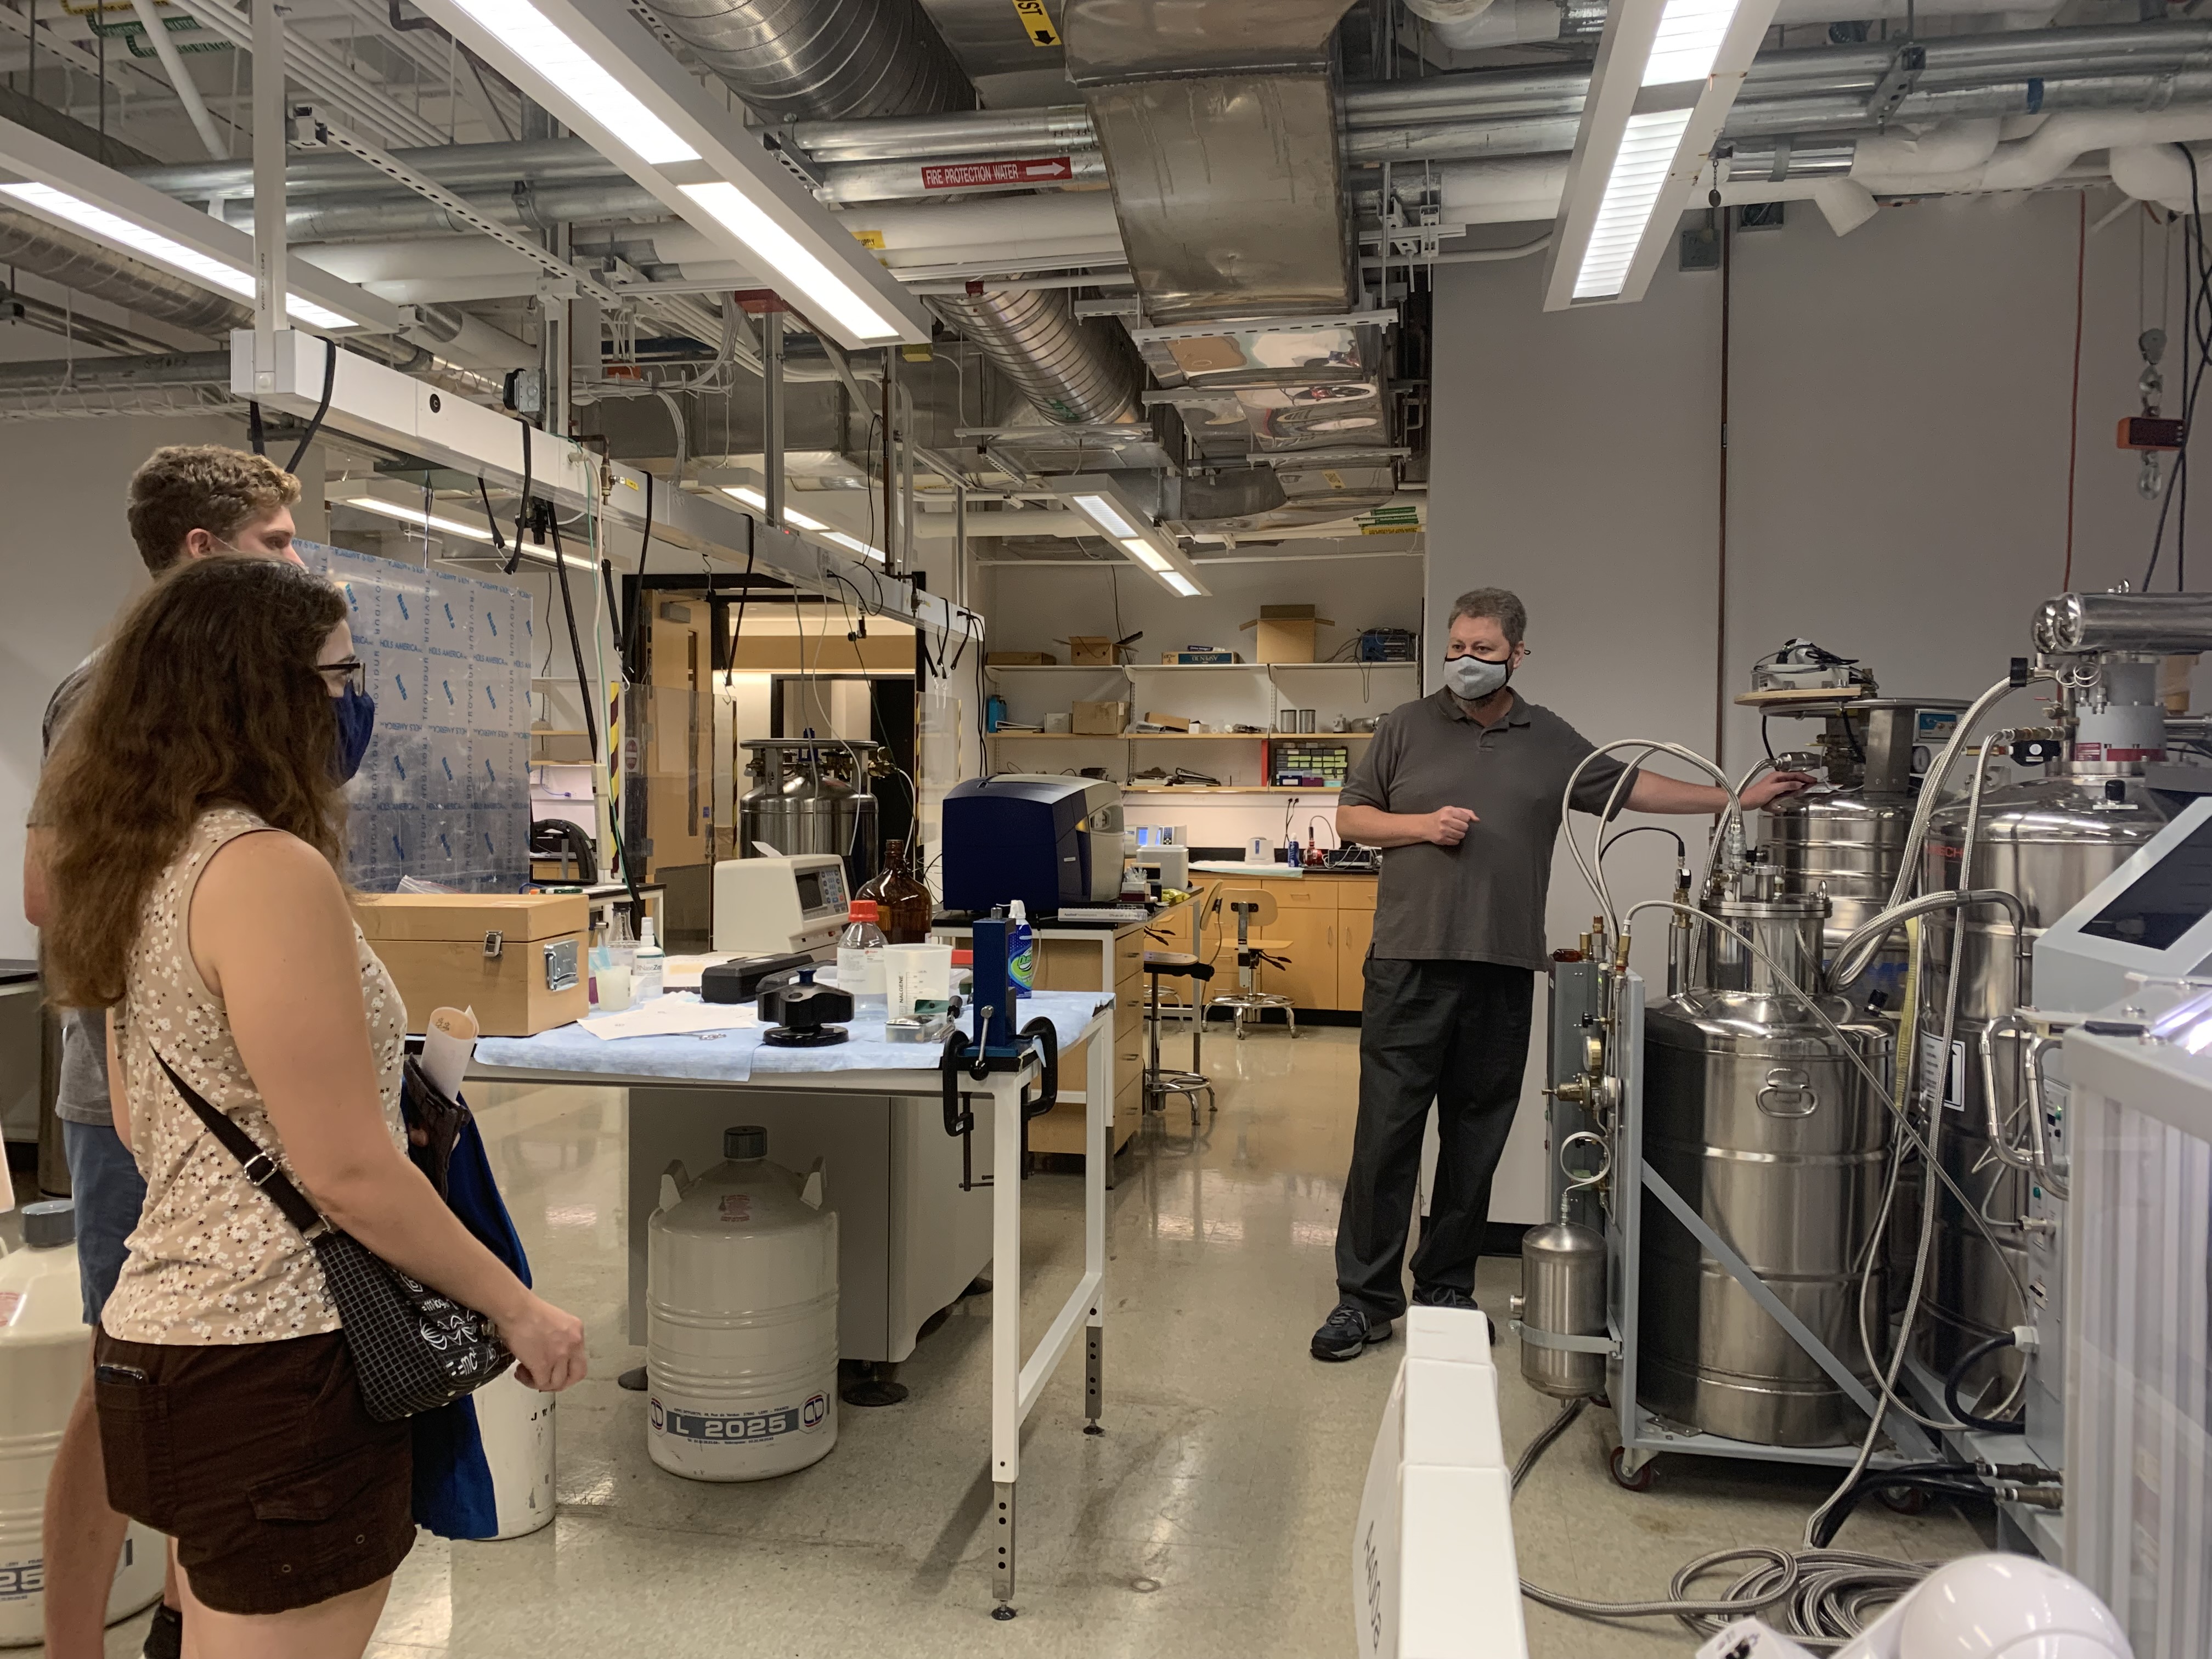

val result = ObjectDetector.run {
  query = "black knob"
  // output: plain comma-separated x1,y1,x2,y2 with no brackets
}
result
2106,779,2127,801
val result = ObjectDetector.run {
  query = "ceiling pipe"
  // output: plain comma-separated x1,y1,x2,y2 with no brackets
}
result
631,0,973,121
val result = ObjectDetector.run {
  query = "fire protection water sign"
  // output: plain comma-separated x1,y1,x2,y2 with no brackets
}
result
920,157,1073,190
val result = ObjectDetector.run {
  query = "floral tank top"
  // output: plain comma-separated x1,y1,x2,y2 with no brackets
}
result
101,807,408,1345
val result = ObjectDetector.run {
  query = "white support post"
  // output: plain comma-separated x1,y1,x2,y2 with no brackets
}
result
250,0,286,388
990,1065,1023,1613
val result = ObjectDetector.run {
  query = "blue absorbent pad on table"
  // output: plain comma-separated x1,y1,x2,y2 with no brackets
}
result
472,989,1112,1082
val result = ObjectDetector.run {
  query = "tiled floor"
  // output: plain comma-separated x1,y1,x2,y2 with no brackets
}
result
19,1025,1985,1659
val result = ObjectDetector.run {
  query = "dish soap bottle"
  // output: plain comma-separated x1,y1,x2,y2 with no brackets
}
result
838,900,888,1011
1006,899,1035,1000
633,914,665,1001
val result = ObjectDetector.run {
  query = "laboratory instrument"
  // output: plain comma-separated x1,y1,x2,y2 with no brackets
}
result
711,853,851,960
939,775,1124,916
737,738,884,889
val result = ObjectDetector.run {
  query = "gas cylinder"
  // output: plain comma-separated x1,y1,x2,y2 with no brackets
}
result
646,1126,839,1481
0,1201,165,1647
1511,1219,1609,1401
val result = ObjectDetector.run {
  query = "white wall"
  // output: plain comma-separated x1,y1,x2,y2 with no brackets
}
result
0,413,250,960
1426,189,2179,1222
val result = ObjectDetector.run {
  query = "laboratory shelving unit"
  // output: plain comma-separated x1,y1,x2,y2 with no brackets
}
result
983,660,1419,795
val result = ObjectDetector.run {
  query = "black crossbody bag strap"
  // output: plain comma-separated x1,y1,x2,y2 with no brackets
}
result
153,1052,328,1241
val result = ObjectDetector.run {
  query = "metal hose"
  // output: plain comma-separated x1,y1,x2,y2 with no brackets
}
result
1508,1397,1935,1649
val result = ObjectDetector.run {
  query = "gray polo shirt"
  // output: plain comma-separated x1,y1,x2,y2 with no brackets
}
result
40,657,110,1125
1339,688,1628,970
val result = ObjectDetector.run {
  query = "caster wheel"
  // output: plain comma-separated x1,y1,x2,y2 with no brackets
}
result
1609,1446,1656,1492
1877,1483,1930,1515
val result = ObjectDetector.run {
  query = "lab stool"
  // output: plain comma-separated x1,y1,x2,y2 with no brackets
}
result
1206,887,1298,1040
1142,952,1215,1127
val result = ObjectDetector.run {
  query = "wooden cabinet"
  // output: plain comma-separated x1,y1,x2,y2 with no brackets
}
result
1262,906,1338,1012
1180,873,1379,1011
1338,905,1374,1006
934,923,1143,1165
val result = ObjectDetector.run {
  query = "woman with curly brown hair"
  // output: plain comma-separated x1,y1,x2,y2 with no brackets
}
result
36,555,586,1659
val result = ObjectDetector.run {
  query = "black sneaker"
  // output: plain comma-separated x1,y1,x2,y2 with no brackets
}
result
143,1602,183,1659
1311,1302,1392,1362
1412,1284,1497,1344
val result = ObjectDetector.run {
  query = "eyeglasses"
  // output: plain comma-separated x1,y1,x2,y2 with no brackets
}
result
318,658,366,692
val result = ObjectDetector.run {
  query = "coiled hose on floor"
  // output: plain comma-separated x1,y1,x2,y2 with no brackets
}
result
1511,1400,1938,1651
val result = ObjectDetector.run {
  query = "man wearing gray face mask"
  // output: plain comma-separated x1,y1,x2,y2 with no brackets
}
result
1311,587,1813,1361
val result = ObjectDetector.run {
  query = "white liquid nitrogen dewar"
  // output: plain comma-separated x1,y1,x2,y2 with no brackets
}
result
646,1126,839,1481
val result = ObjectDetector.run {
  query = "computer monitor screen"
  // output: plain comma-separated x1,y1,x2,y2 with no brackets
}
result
2079,816,2212,951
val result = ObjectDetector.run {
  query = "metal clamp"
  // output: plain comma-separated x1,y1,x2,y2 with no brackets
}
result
543,938,579,994
482,930,505,960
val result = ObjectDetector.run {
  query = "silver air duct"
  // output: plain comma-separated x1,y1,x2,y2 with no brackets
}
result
0,212,245,337
922,289,1137,425
632,0,972,121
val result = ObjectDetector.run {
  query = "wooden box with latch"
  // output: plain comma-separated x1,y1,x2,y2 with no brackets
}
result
352,892,589,1036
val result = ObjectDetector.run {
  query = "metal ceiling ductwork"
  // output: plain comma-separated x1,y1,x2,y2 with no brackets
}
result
0,213,247,337
1062,0,1391,534
924,288,1138,424
1064,0,1359,324
631,0,974,121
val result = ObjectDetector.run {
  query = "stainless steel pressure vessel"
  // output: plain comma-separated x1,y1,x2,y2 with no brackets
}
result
1764,789,1911,989
1514,1221,1608,1400
1916,770,2165,1392
1641,891,1894,1447
738,739,882,886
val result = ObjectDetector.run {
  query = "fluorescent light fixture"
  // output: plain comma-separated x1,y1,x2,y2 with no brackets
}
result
0,181,352,330
1071,493,1138,540
1571,110,1695,301
402,0,930,349
827,531,885,564
445,0,697,166
331,490,496,543
721,484,826,532
1043,475,1211,597
1541,0,1782,310
0,117,397,332
679,183,895,344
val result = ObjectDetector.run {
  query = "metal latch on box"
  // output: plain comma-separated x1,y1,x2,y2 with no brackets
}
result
482,930,504,960
543,938,580,994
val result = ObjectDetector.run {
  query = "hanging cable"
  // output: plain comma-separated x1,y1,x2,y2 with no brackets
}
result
283,335,338,475
2063,189,2085,591
503,418,532,576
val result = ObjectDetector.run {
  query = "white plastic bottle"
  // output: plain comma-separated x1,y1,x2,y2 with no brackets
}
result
0,1201,165,1645
633,915,665,1002
646,1126,839,1482
836,901,887,1012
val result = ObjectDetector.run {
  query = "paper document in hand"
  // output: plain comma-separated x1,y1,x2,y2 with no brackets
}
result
580,996,758,1040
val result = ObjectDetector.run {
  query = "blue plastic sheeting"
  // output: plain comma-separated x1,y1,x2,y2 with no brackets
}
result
473,990,1111,1085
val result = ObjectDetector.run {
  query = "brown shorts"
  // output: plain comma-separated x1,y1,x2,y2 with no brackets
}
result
93,1328,416,1615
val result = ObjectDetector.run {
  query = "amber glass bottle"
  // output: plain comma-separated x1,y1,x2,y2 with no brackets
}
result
870,838,935,943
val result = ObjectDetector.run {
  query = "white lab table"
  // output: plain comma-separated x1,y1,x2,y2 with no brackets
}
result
465,991,1114,1616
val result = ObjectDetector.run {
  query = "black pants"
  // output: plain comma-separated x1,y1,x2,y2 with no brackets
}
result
1334,957,1535,1322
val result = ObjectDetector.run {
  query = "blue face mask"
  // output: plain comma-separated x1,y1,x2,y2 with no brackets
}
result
332,684,377,782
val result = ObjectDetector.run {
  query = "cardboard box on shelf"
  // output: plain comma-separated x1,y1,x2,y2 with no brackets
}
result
1144,712,1194,731
1071,699,1131,735
1241,605,1336,664
987,651,1058,666
1062,634,1143,665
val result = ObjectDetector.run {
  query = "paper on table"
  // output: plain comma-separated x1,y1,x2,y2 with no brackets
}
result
580,995,758,1040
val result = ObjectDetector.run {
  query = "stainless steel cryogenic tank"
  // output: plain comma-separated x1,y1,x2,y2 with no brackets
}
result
1640,889,1893,1446
1916,770,2165,1392
737,739,883,888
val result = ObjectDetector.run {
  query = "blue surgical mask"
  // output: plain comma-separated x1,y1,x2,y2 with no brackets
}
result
1445,653,1513,702
332,684,377,782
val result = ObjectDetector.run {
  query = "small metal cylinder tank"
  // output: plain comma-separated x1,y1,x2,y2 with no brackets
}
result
1514,1220,1609,1400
